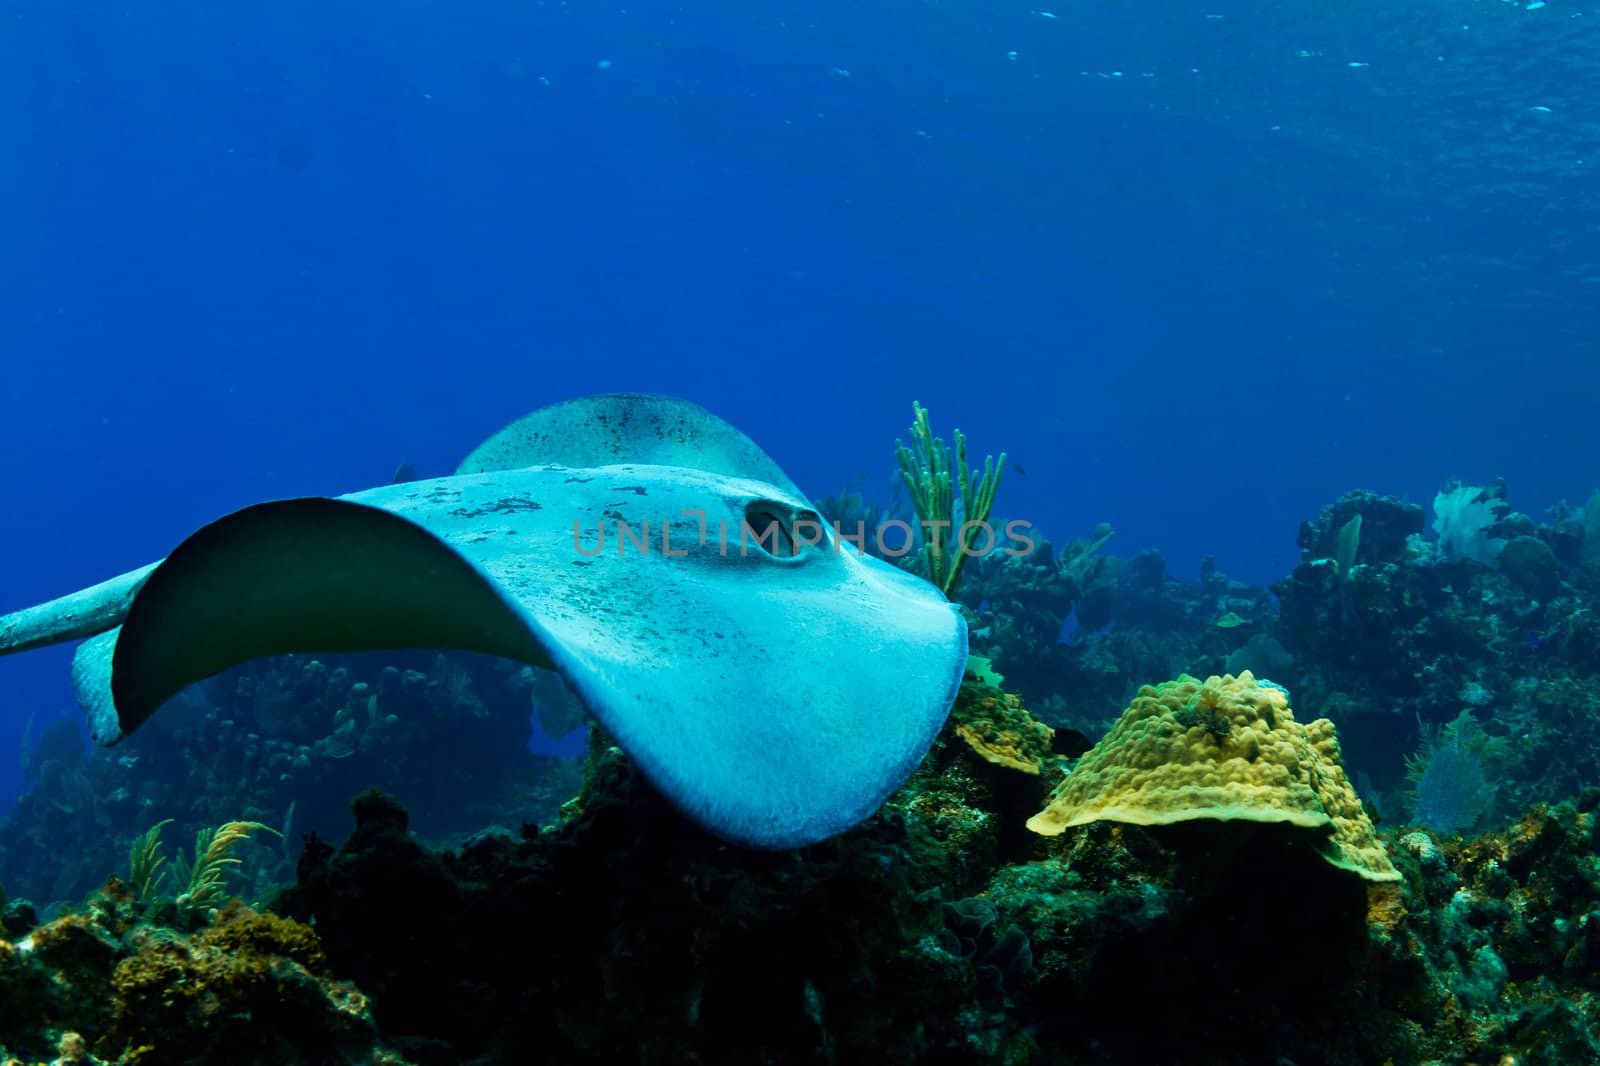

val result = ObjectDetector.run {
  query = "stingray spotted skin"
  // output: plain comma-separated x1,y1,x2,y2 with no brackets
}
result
0,395,968,850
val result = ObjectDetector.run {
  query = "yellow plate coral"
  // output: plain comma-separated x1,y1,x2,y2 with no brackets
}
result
1027,671,1399,882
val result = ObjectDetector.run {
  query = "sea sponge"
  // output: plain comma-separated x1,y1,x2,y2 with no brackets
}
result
1027,672,1400,883
107,905,370,1062
198,907,327,974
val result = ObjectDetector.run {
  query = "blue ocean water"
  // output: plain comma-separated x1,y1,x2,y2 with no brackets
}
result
1,0,1593,810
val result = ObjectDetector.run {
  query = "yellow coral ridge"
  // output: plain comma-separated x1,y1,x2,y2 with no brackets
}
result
1027,671,1400,883
952,658,1055,774
957,723,1046,774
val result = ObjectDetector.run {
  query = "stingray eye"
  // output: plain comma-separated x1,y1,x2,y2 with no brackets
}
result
743,505,796,557
742,502,829,560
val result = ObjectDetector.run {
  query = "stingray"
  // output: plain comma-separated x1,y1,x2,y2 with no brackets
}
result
0,393,967,849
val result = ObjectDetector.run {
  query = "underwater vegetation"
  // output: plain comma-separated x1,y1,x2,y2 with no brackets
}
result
0,650,581,910
1405,710,1496,834
0,398,1598,1062
894,400,1007,599
7,669,1600,1064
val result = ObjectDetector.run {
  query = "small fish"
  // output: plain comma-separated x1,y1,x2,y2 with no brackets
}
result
1012,463,1027,476
392,462,419,484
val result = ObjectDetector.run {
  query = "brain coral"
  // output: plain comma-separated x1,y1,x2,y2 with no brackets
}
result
1027,672,1399,883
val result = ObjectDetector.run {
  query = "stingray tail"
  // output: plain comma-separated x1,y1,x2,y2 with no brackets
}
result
0,562,160,657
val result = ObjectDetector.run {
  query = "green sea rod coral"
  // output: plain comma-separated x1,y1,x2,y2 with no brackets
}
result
894,401,1006,599
127,819,173,900
126,820,281,916
172,821,281,915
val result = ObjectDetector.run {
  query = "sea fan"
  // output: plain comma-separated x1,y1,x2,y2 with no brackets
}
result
1406,711,1493,833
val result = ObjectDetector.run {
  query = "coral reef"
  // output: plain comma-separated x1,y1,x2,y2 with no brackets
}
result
958,479,1600,843
258,727,1600,1064
961,535,1276,734
1027,671,1400,883
950,658,1059,775
3,435,1600,1063
1,665,1599,1063
1272,484,1600,822
0,881,398,1065
277,779,1018,1065
0,651,581,910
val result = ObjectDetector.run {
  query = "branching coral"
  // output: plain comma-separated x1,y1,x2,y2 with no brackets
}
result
172,822,281,915
127,820,281,917
126,821,172,901
895,401,1006,599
